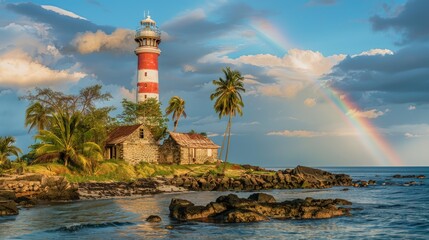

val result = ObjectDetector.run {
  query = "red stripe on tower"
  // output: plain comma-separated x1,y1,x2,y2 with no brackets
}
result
138,82,158,93
138,53,158,70
134,15,161,102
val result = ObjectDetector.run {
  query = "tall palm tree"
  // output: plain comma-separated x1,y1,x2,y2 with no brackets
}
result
25,102,51,132
165,96,187,132
34,112,103,171
0,136,22,165
210,67,245,173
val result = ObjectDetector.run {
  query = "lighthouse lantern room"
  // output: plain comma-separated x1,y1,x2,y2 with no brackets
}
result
135,14,161,102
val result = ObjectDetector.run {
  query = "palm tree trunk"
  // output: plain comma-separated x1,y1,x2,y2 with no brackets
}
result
222,114,232,174
218,118,229,165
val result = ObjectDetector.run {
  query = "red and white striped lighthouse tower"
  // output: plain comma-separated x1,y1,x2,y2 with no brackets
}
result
134,15,161,102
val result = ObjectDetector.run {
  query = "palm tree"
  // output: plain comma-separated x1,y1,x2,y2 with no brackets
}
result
34,112,103,171
210,67,245,173
25,102,51,132
165,96,187,132
0,136,22,165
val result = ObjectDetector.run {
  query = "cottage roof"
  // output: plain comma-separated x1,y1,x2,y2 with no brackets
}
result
169,132,220,149
105,124,142,145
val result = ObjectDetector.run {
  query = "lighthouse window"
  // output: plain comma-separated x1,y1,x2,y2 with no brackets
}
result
144,95,147,99
144,83,147,87
139,129,144,139
143,39,147,45
145,72,147,76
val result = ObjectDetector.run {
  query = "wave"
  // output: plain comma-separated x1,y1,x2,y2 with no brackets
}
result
47,221,135,233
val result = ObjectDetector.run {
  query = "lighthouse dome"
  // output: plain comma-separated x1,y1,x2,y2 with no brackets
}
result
140,15,156,26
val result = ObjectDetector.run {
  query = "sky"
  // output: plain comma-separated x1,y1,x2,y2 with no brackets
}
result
1,0,428,167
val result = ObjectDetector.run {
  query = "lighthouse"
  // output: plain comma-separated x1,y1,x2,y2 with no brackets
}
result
134,15,161,102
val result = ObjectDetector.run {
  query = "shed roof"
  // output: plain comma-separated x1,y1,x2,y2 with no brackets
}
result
169,132,220,149
106,124,142,145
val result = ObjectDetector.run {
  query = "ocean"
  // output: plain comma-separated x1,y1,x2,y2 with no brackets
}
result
1,167,428,239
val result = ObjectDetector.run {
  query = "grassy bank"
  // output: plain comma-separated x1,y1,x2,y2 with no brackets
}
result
1,160,274,183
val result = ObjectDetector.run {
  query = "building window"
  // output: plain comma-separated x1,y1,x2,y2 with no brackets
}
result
207,149,212,157
139,129,144,139
144,83,147,87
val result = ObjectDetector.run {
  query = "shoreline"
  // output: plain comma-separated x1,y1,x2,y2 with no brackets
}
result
1,165,426,216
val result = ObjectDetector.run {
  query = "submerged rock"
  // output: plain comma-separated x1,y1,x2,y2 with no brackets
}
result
146,215,162,222
0,200,18,216
393,174,426,179
169,193,352,223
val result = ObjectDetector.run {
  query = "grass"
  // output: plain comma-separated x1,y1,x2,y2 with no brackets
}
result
1,160,274,183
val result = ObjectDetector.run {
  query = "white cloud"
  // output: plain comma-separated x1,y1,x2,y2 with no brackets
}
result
266,129,355,138
183,64,197,72
118,86,136,101
72,29,135,54
0,50,86,88
383,124,429,138
199,48,345,98
207,132,220,137
347,108,386,119
41,5,87,20
408,105,416,110
353,48,394,57
304,98,317,107
404,132,420,138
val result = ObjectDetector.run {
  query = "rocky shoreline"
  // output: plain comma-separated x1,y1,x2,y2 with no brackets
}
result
167,165,352,191
1,166,425,216
169,193,352,223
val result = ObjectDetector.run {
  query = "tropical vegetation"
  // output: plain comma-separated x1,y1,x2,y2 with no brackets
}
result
0,136,22,167
165,96,187,132
22,85,114,172
34,112,103,173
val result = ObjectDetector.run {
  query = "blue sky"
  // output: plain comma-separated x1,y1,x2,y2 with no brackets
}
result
1,0,428,167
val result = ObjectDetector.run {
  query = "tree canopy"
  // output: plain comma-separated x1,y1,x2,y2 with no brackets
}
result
117,98,168,141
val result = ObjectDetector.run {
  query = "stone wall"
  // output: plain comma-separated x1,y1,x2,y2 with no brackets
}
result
0,174,79,201
159,137,181,164
123,142,159,165
120,125,160,165
179,147,218,164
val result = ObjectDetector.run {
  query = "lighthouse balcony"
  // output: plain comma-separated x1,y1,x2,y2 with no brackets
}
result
135,27,161,38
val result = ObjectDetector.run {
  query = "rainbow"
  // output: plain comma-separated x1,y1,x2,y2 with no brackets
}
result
250,17,404,166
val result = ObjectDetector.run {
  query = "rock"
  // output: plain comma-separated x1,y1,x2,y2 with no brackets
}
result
165,225,174,229
169,193,352,223
146,215,162,222
334,198,352,205
248,193,276,203
216,194,256,208
0,190,16,201
216,209,268,223
38,176,79,201
15,196,37,207
368,180,376,185
393,174,425,179
0,200,19,216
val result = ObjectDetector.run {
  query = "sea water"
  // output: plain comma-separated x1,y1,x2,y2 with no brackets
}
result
0,167,428,239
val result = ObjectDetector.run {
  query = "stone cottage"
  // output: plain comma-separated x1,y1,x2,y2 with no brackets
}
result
104,124,159,165
159,132,220,164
